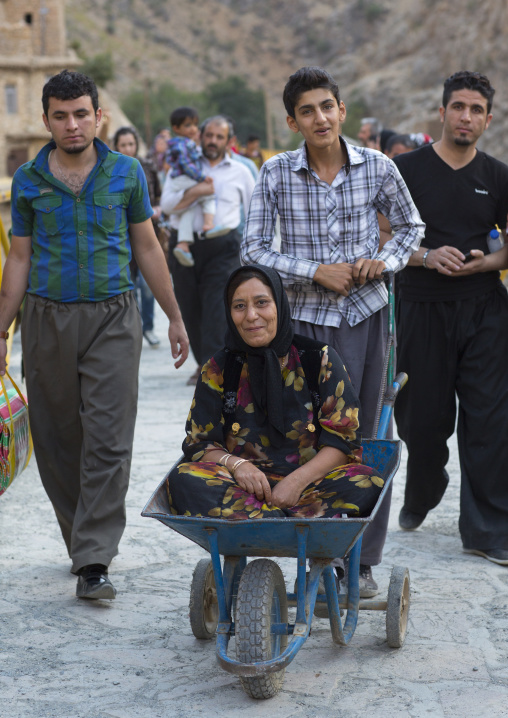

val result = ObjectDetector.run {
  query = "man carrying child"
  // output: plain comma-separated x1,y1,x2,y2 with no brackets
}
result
162,115,255,375
166,107,227,267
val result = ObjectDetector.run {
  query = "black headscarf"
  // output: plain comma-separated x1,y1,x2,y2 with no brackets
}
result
224,264,294,448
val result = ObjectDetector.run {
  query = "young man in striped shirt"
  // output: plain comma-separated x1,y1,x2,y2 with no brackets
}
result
242,66,424,596
0,70,189,600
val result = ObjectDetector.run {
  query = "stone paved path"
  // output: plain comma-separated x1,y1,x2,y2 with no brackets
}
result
1,308,508,717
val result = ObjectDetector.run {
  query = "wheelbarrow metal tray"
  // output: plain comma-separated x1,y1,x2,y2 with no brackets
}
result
142,439,400,559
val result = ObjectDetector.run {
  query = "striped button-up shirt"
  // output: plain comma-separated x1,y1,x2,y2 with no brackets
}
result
242,139,425,327
11,138,153,303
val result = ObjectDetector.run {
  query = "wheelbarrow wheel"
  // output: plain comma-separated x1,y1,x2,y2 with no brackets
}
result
189,558,218,640
235,559,288,699
386,565,410,648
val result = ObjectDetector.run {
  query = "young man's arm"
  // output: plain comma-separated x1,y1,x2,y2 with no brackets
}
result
129,219,189,367
0,235,32,375
160,176,214,216
428,202,508,276
374,161,425,272
379,212,507,274
388,207,508,276
350,162,425,287
242,162,354,296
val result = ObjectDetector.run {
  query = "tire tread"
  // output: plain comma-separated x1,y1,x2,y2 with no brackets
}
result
235,559,288,699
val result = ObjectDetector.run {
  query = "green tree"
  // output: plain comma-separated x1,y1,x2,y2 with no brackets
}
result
205,76,266,144
342,97,370,140
81,52,115,87
121,76,267,147
121,83,214,145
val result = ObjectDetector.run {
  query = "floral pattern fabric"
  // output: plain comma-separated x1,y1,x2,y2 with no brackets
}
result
167,343,384,519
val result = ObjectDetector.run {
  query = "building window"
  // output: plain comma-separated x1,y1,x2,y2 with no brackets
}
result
5,85,18,115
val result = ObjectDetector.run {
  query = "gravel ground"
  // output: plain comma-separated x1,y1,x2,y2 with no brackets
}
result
1,307,508,718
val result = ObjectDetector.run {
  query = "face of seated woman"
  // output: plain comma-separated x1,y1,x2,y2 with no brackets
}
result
230,277,278,348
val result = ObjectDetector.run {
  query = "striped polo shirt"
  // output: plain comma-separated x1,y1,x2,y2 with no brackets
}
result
11,138,154,302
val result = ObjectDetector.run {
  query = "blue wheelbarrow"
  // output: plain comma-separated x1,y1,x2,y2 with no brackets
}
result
142,277,409,699
142,436,407,700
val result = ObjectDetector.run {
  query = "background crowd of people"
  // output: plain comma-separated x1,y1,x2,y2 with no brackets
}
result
108,108,434,363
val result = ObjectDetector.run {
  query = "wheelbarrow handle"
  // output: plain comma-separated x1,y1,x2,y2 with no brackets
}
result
383,372,408,406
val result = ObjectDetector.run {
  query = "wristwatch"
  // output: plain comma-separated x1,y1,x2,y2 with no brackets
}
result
422,250,431,269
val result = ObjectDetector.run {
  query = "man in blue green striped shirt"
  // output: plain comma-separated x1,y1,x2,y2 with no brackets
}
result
0,70,189,600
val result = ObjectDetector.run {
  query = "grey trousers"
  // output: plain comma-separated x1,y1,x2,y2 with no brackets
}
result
21,292,142,574
295,309,392,566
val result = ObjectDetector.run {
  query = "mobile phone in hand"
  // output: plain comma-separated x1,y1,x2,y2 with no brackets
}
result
463,251,474,263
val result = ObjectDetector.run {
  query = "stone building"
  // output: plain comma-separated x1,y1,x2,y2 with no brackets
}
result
0,0,81,179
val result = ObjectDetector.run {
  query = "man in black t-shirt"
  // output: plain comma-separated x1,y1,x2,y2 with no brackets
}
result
390,71,508,565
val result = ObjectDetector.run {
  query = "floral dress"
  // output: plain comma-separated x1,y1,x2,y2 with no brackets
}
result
167,343,384,519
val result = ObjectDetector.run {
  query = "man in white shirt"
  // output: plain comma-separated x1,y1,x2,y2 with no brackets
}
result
161,116,255,369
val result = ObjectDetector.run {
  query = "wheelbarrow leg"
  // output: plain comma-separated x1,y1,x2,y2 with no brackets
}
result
328,537,362,646
205,528,245,623
294,525,310,624
293,526,332,629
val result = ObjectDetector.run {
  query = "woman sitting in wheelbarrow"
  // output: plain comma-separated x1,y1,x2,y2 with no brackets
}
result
168,265,384,519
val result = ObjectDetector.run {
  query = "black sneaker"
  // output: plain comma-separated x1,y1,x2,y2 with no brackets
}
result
399,506,427,531
76,564,117,600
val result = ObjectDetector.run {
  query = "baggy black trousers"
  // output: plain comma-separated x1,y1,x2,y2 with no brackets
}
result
394,285,508,550
168,229,241,366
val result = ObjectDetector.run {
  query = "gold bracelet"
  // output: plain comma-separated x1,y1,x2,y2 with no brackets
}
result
230,458,247,475
218,452,231,466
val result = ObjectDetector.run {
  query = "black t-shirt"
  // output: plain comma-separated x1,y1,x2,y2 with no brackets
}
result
394,145,508,301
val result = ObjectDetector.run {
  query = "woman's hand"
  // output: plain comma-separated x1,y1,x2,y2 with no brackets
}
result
270,475,305,510
234,461,272,505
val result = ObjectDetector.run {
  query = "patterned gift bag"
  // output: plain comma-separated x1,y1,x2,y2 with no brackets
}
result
0,371,33,496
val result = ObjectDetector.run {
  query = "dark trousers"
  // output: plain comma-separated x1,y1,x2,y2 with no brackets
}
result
168,229,241,366
295,310,391,566
395,286,508,549
21,292,142,573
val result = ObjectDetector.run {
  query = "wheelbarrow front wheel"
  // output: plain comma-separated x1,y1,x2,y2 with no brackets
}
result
235,559,288,699
386,565,410,648
189,558,218,640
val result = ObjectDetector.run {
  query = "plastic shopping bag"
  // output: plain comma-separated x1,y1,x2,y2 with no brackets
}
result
0,371,32,496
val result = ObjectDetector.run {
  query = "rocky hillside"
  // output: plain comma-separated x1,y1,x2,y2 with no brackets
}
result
66,0,508,160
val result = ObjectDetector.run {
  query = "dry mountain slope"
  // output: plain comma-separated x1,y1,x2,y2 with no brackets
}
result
66,0,508,159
